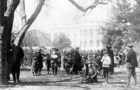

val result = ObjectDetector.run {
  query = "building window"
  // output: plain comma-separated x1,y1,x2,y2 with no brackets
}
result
84,41,87,47
90,40,93,47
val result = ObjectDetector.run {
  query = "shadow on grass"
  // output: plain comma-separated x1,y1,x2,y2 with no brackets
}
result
1,69,128,89
108,81,126,85
0,79,91,90
0,76,105,90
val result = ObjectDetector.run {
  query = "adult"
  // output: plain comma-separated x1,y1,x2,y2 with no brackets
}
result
72,47,82,74
56,50,61,70
45,51,51,74
50,49,59,75
125,44,138,87
11,47,24,83
37,49,43,75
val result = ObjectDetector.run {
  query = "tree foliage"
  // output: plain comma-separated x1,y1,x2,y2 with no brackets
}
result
102,0,138,51
52,33,71,50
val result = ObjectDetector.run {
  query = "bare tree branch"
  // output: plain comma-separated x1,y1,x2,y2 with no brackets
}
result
4,0,20,17
68,0,107,12
19,0,27,26
14,0,45,46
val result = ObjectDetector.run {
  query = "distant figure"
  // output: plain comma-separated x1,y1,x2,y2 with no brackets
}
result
31,52,39,76
56,51,61,70
50,50,59,75
72,47,82,74
11,47,24,83
101,51,111,85
80,57,98,83
125,44,138,87
37,49,43,75
106,45,114,74
63,53,73,75
45,51,51,74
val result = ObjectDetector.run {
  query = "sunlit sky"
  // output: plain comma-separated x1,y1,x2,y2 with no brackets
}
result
13,0,114,33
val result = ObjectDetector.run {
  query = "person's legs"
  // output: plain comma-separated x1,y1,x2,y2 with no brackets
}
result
106,68,109,83
103,67,109,85
16,68,20,83
132,67,137,85
110,65,114,74
103,67,106,78
126,67,132,87
12,72,16,83
55,67,57,75
39,67,42,75
52,67,55,74
47,64,50,74
103,67,107,85
38,66,42,75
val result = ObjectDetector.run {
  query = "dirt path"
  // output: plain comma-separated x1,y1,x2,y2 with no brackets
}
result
1,67,140,90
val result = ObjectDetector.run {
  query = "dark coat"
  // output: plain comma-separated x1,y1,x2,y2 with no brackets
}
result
72,51,82,71
37,52,43,68
11,47,24,73
107,49,114,66
125,48,138,67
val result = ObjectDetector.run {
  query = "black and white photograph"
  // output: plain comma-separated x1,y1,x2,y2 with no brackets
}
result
0,0,140,90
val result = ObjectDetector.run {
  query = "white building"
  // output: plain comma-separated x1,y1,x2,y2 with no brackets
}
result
50,23,103,51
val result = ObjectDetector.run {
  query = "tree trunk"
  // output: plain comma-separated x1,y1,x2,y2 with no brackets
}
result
0,0,6,84
0,0,20,84
9,0,45,74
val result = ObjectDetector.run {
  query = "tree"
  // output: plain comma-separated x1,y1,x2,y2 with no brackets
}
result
52,33,71,50
101,0,137,51
126,0,140,39
0,0,45,84
0,0,20,84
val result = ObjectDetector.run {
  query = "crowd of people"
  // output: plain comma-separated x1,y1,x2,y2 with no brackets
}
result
28,44,139,87
9,44,138,87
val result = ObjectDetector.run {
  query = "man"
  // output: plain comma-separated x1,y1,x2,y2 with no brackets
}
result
72,47,82,74
125,44,138,87
50,49,59,75
11,47,24,83
37,49,43,75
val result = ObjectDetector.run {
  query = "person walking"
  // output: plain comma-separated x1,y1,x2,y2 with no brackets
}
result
125,44,138,87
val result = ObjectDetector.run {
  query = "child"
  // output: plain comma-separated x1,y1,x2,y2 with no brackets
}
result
80,55,98,83
31,57,39,76
101,51,111,85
